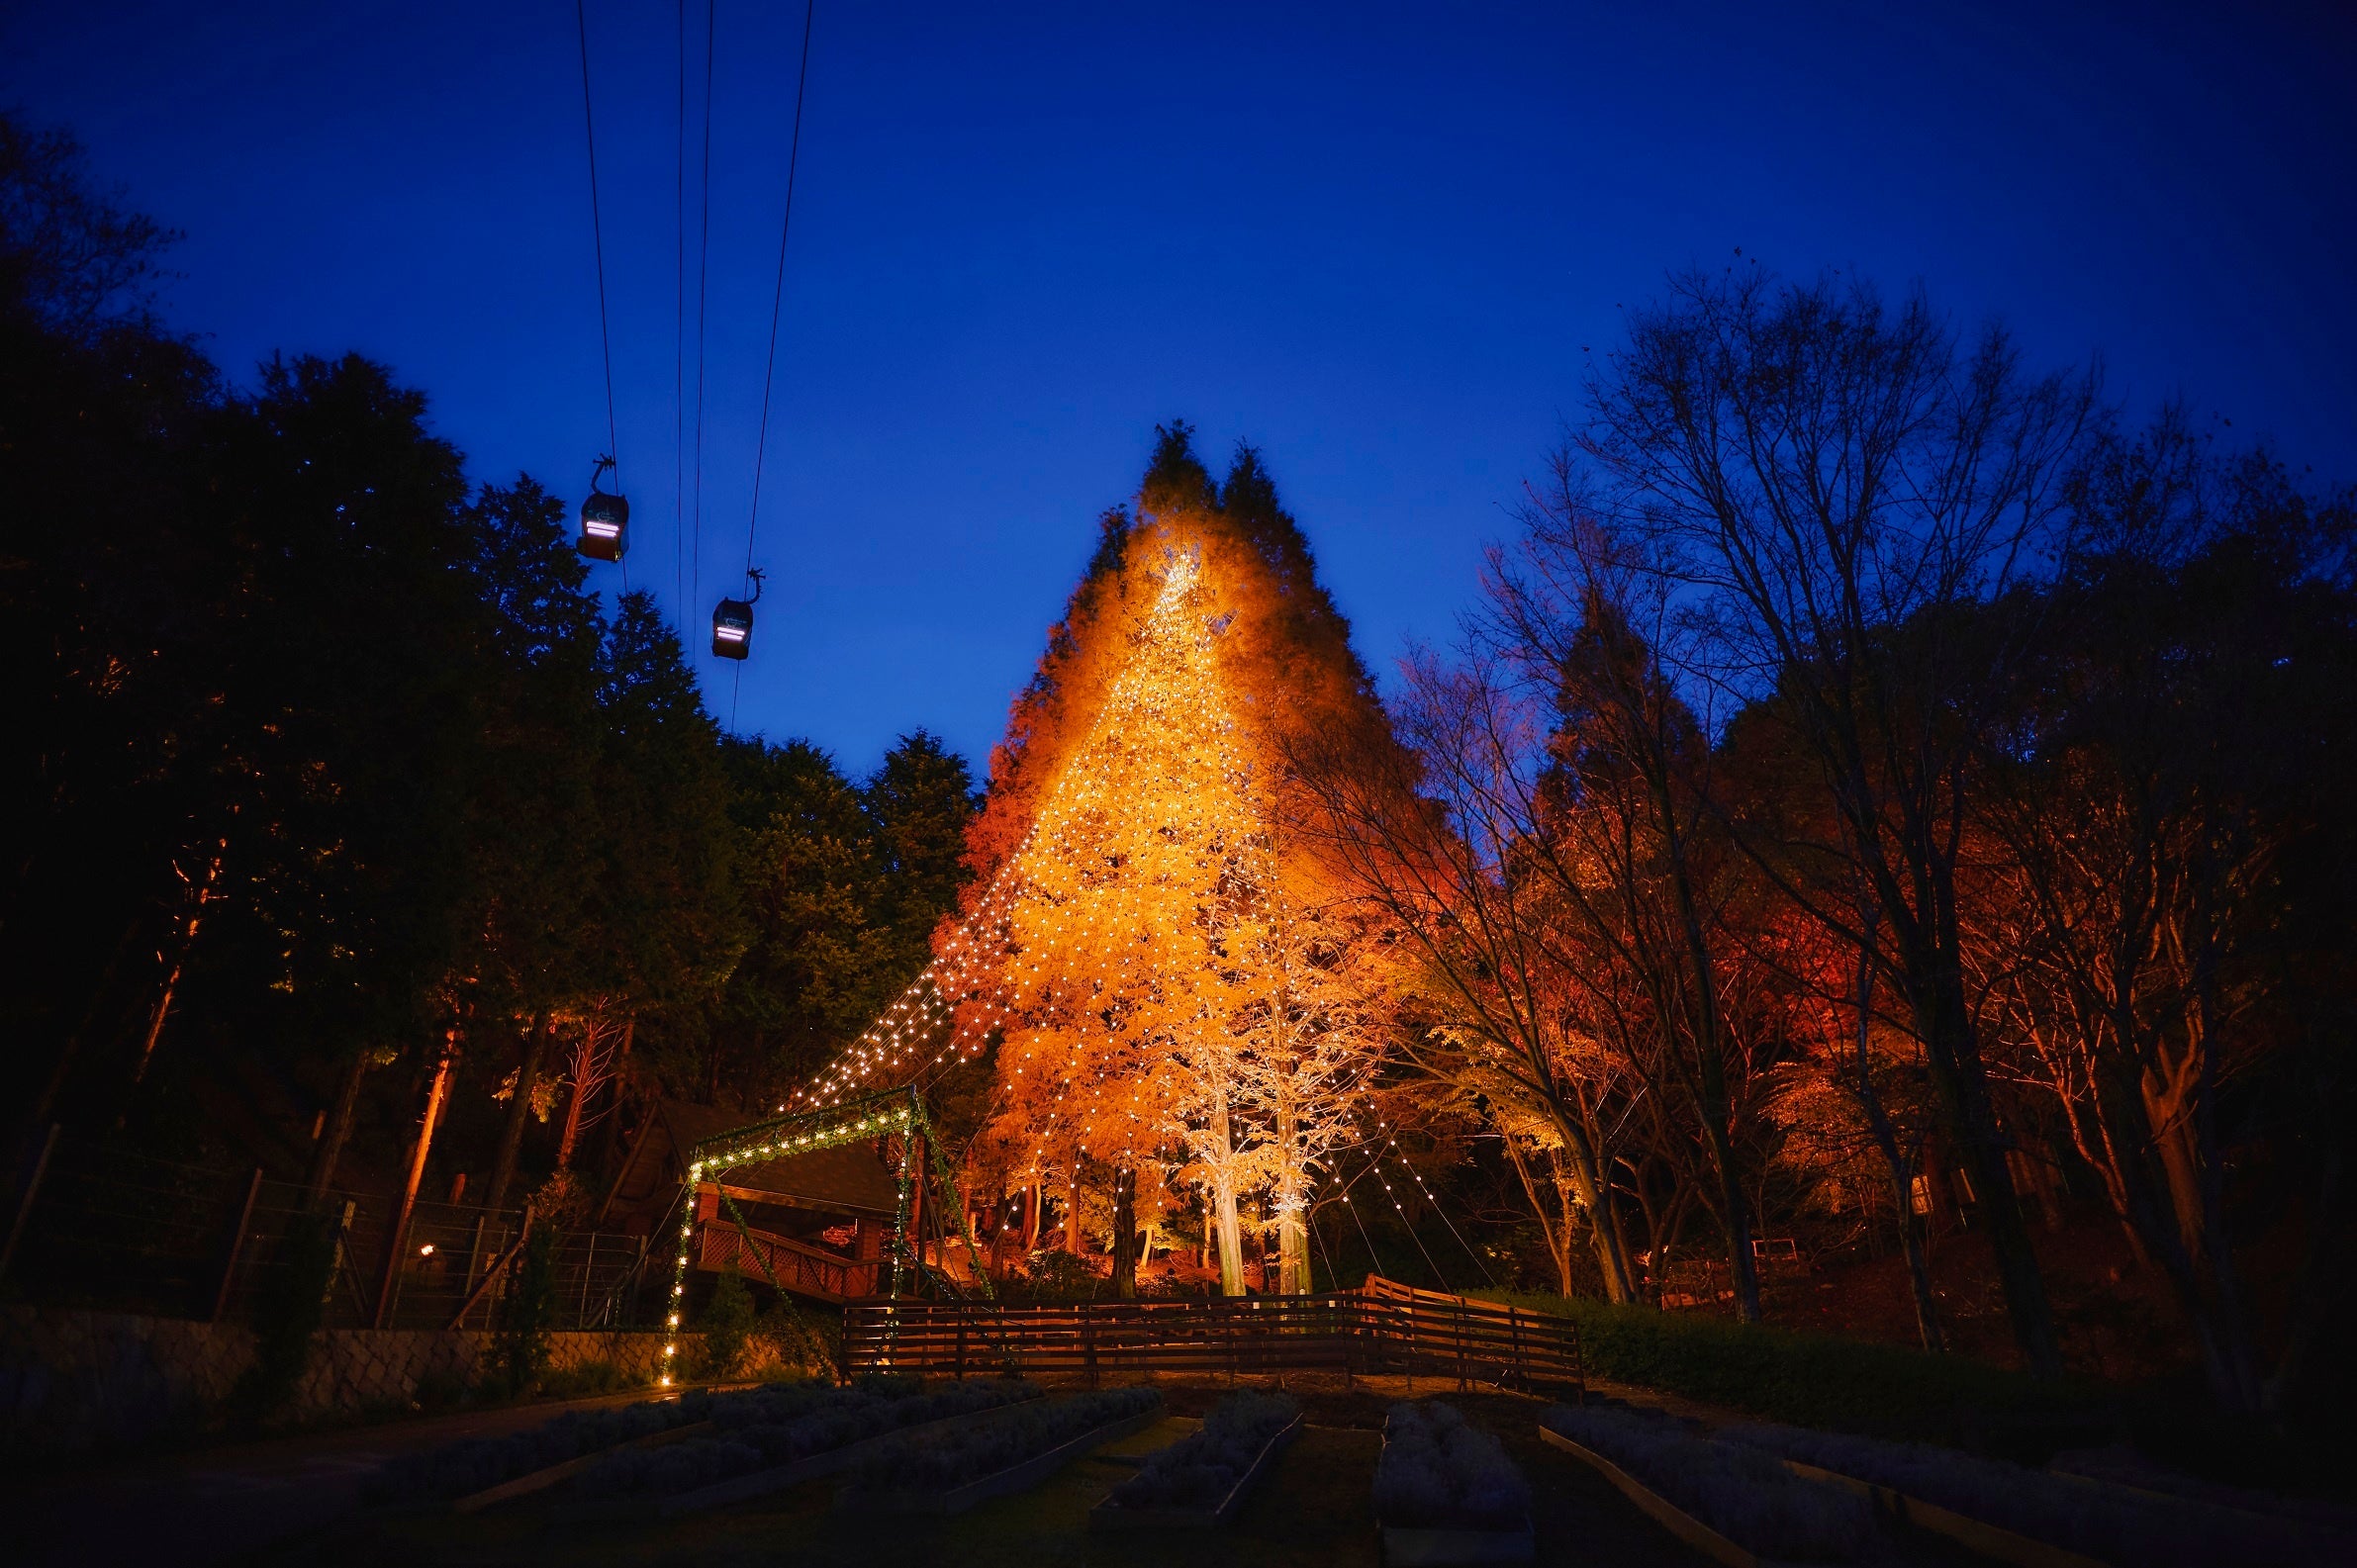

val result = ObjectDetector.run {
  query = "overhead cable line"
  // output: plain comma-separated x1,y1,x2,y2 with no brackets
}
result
731,0,816,730
745,0,818,583
692,0,714,636
674,0,687,630
575,0,620,482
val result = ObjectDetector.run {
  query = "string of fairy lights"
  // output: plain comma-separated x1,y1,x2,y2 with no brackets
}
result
788,556,1211,1114
659,1091,921,1384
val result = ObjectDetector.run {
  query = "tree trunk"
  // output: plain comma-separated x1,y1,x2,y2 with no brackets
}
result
1503,1136,1576,1298
485,1012,549,1211
1702,1116,1762,1322
374,1038,454,1327
1213,1173,1246,1297
126,846,224,1103
1065,1167,1084,1257
1111,1167,1138,1299
1276,1204,1311,1294
1849,936,1943,1352
305,1046,372,1204
1917,975,2062,1379
589,1017,636,1178
1546,1104,1637,1302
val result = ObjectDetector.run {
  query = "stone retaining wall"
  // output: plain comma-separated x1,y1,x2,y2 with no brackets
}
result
0,1305,705,1460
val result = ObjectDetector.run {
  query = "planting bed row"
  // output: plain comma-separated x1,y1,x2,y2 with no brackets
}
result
1544,1399,2354,1568
839,1386,1166,1515
1376,1401,1534,1566
365,1385,742,1506
1542,1402,1889,1566
565,1375,1043,1517
1723,1420,2350,1568
1092,1390,1301,1529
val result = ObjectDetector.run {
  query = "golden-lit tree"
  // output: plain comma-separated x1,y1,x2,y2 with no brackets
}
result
791,428,1400,1297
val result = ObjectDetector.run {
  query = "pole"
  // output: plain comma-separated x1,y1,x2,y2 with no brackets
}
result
211,1167,265,1322
375,1041,455,1329
0,1123,62,1288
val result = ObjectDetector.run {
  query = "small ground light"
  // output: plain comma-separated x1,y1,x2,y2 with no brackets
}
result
418,1243,434,1255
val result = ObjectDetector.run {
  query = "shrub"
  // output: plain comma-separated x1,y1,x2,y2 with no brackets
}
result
1108,1390,1298,1512
492,1227,557,1397
1374,1402,1531,1532
229,1209,341,1426
412,1364,473,1412
1542,1403,1887,1563
850,1387,1162,1493
538,1358,636,1400
751,1296,839,1380
698,1267,756,1379
1722,1422,2343,1568
1475,1289,2100,1448
1013,1250,1101,1301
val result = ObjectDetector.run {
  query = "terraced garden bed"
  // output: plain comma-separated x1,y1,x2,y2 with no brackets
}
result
558,1376,1042,1520
837,1387,1165,1516
1088,1390,1301,1530
1540,1402,1890,1567
1724,1420,2352,1568
1375,1401,1533,1565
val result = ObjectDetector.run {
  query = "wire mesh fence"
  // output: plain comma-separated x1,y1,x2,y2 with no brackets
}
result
1,1132,660,1332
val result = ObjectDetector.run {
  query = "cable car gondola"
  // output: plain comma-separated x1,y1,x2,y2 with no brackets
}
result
576,455,629,562
712,568,764,660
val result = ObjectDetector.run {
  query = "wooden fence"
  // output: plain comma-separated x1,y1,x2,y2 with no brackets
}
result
842,1275,1581,1396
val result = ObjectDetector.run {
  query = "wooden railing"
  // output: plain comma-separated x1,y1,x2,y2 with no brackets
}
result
696,1221,878,1303
842,1275,1581,1396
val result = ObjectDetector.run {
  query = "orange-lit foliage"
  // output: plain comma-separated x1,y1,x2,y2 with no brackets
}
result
796,429,1395,1295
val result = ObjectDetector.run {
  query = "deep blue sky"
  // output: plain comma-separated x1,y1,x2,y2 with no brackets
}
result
8,2,2353,775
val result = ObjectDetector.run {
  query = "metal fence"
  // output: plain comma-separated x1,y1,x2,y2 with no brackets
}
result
0,1130,661,1332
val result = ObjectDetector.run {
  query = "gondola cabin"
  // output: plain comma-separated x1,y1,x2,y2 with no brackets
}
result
576,456,628,562
711,596,755,658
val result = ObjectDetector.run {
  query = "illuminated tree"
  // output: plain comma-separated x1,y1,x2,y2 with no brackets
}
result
1229,894,1384,1294
793,428,1400,1298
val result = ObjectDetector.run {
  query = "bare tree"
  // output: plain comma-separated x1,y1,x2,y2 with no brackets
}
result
1976,417,2356,1411
1567,267,2095,1376
1481,515,1768,1320
1297,656,1642,1302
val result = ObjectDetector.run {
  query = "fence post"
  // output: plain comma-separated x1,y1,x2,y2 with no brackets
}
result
0,1122,61,1289
328,1199,359,1319
1442,1292,1461,1396
577,1232,596,1328
461,1213,489,1328
210,1167,265,1322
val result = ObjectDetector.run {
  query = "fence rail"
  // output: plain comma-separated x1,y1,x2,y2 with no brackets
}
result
842,1275,1582,1396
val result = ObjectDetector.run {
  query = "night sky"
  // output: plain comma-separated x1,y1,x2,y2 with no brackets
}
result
8,1,2352,773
